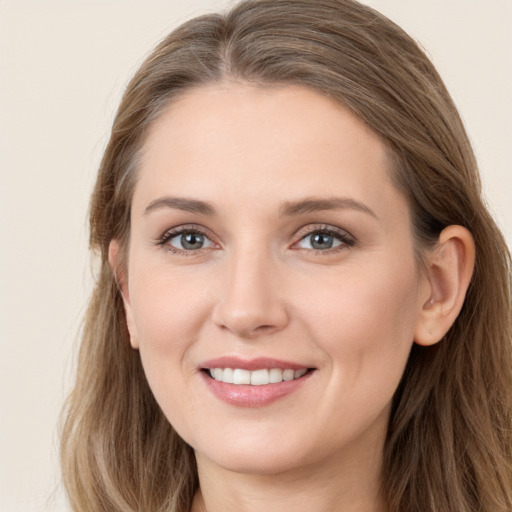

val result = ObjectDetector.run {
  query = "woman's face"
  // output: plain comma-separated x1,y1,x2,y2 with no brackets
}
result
120,83,431,475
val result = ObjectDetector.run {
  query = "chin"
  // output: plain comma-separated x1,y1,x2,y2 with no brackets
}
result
190,426,327,476
198,446,308,476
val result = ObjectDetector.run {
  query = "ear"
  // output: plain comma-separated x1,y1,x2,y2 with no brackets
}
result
414,225,475,346
108,240,139,350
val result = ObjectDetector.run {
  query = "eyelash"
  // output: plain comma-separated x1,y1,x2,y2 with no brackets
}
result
156,225,216,255
156,224,356,255
293,224,355,253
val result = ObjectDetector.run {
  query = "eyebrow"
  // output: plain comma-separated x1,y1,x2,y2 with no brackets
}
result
143,195,377,219
279,197,378,218
144,197,217,216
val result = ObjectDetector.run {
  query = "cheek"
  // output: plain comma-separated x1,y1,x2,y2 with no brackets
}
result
129,262,209,345
127,271,210,434
289,259,420,451
126,263,215,405
301,256,420,386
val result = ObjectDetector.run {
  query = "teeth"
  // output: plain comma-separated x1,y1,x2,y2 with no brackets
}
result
233,369,251,385
282,369,294,381
295,368,307,378
251,369,269,385
223,367,234,384
208,367,309,385
269,368,283,383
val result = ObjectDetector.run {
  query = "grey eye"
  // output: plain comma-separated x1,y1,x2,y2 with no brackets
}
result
297,232,342,250
169,232,213,251
311,233,335,250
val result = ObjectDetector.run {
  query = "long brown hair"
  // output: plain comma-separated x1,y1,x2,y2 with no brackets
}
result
61,1,512,510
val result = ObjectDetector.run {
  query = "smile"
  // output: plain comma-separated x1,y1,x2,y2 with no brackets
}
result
208,367,309,385
200,358,315,407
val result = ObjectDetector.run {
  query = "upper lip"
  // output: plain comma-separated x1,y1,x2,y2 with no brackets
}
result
200,356,311,371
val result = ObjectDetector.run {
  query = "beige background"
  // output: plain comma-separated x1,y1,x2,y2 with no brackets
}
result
0,1,510,511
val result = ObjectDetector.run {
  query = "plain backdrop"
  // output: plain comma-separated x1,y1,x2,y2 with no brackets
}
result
1,1,511,511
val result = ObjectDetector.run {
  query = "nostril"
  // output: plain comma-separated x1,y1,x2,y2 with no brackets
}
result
214,316,284,340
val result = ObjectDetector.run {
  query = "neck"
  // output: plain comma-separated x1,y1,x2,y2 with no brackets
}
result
191,441,387,512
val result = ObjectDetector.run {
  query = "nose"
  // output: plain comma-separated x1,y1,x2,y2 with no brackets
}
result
211,247,289,339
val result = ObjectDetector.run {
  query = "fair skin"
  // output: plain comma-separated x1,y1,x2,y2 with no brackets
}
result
110,83,474,512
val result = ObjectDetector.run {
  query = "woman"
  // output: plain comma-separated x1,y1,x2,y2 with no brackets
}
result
60,0,512,511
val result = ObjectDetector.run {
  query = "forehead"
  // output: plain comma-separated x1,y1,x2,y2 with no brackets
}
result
134,82,404,221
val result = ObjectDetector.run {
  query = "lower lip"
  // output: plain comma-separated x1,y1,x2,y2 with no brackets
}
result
201,371,314,408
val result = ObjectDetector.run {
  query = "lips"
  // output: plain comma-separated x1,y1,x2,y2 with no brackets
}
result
199,357,315,407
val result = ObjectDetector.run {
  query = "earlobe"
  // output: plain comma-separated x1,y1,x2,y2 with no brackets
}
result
108,240,139,350
414,225,475,346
